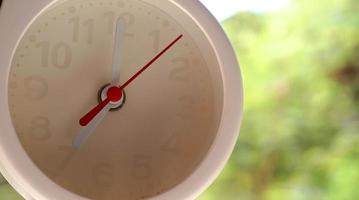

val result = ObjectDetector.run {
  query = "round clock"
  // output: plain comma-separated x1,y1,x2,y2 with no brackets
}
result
0,0,243,199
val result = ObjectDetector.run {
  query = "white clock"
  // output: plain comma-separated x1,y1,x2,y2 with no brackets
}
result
0,0,243,199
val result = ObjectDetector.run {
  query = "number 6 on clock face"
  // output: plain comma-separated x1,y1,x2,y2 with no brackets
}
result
0,0,243,200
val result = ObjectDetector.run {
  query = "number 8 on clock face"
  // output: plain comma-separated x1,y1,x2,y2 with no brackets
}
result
0,0,243,200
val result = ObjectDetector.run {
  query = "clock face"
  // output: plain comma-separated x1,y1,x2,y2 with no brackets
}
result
7,0,223,199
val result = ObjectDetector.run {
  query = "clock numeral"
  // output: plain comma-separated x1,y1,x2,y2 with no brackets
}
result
69,16,95,44
24,75,48,100
30,116,51,141
176,95,196,120
48,145,76,178
57,145,77,171
105,11,135,37
149,30,160,53
68,16,80,42
37,41,72,69
52,42,72,69
92,163,114,187
118,12,135,37
37,41,50,68
132,155,152,180
161,131,179,153
169,57,191,82
83,19,95,44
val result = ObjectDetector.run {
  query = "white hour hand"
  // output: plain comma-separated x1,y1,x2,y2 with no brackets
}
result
73,103,111,148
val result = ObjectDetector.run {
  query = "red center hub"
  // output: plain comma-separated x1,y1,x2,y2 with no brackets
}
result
107,86,123,102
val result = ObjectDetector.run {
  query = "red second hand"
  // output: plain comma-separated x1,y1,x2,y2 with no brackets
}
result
79,98,110,126
79,34,183,127
120,34,183,90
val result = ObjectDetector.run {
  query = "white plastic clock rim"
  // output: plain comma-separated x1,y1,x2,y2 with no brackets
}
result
0,0,243,200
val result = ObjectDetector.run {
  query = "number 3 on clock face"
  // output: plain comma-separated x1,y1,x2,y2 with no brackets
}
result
0,0,243,200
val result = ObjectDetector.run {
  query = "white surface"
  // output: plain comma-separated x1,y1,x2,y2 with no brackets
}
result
0,0,243,199
199,0,290,21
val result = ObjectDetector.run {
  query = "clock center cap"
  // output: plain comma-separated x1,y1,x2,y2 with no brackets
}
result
107,86,123,102
99,84,126,111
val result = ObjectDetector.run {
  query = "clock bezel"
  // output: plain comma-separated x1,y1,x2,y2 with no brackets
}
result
0,0,243,199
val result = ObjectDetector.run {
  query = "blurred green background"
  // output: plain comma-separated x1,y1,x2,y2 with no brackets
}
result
199,0,359,199
1,0,358,199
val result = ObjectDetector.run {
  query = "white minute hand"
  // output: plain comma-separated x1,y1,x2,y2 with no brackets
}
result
112,18,124,85
73,18,124,148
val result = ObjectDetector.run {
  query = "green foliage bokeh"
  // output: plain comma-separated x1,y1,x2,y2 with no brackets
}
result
199,0,359,199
